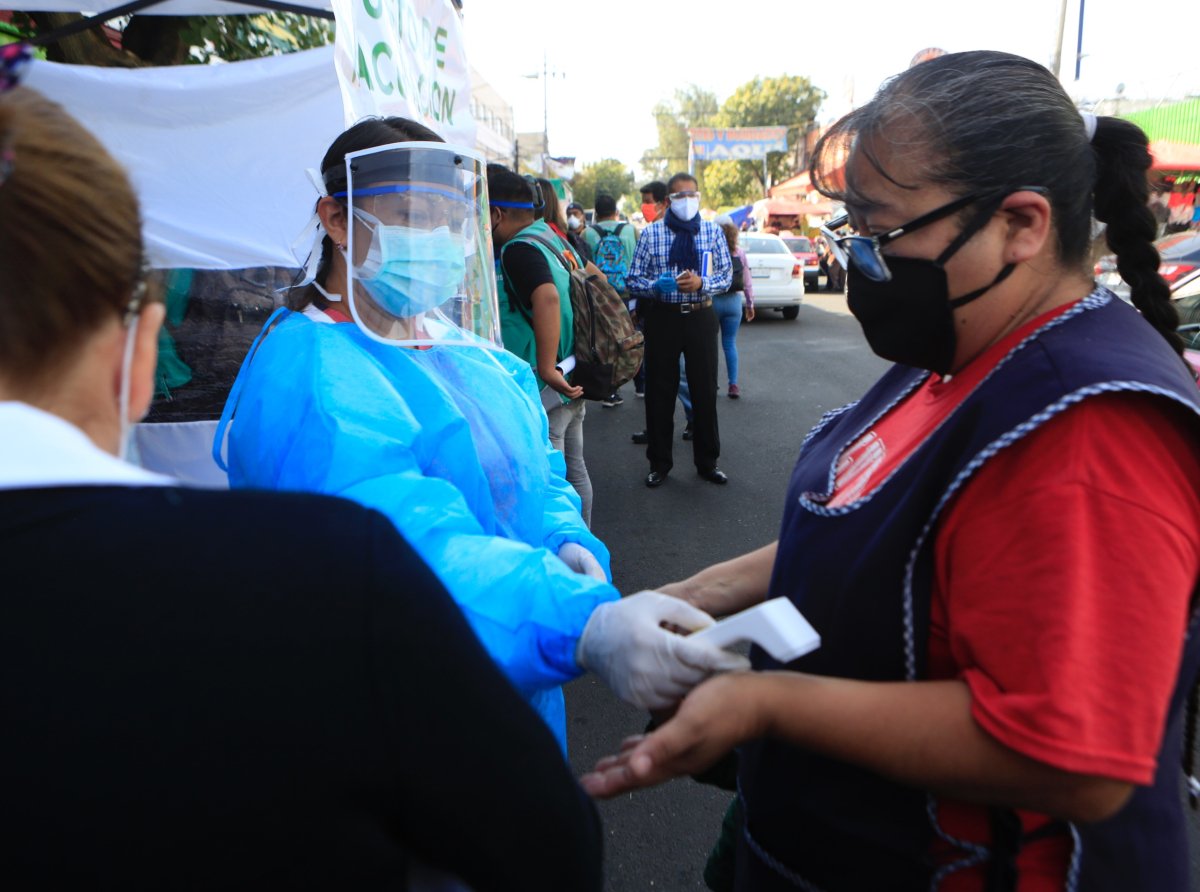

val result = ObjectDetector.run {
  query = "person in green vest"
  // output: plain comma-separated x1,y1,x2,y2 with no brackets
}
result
488,164,595,526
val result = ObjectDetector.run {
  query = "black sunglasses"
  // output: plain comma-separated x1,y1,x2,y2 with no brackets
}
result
820,187,1048,283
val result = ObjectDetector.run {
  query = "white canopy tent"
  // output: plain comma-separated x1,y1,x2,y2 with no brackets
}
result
7,0,473,270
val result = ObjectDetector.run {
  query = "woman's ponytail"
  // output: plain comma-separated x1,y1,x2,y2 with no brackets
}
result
1092,116,1184,355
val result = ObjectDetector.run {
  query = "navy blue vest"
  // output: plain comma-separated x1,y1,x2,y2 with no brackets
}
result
736,292,1200,891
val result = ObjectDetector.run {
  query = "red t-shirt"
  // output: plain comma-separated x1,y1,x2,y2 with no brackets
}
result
829,304,1200,889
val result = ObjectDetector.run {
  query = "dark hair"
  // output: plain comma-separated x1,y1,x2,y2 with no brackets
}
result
810,50,1182,355
640,180,667,203
666,172,697,194
486,163,539,214
537,176,566,231
293,116,443,311
595,193,617,218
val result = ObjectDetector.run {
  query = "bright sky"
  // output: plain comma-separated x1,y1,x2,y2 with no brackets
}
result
461,0,1200,176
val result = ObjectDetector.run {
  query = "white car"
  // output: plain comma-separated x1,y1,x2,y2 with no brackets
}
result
741,233,804,319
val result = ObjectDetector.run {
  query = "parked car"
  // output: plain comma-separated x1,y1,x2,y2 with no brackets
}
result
1096,232,1200,300
780,235,821,291
741,233,804,319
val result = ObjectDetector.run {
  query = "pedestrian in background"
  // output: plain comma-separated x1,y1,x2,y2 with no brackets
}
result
714,215,754,398
565,200,594,264
626,172,732,488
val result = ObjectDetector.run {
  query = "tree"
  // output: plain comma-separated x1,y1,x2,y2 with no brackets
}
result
709,75,826,203
8,11,332,68
639,85,719,185
571,158,634,211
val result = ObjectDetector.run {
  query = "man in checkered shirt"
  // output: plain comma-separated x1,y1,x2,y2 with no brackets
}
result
626,172,732,488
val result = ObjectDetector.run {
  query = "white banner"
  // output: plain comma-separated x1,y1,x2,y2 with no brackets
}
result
330,0,475,145
24,47,344,270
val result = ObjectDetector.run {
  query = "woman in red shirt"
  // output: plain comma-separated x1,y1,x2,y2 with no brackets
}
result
582,50,1200,891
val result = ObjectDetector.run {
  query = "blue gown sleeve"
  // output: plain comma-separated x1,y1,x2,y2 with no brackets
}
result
224,320,618,696
501,351,613,580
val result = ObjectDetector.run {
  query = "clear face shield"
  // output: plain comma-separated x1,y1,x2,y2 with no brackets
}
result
341,142,501,348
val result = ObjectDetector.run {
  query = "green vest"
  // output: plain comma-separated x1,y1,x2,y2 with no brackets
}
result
496,219,577,390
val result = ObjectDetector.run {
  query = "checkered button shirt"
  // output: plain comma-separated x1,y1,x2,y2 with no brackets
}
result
626,219,733,302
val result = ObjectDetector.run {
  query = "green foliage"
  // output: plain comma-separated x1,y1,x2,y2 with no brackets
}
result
712,75,826,203
640,75,826,209
571,158,635,210
183,14,333,64
640,85,719,185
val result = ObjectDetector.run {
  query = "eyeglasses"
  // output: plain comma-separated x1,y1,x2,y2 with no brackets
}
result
819,192,985,283
820,187,1049,283
669,190,700,201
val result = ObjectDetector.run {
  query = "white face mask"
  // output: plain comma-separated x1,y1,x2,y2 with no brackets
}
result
671,197,699,221
567,215,582,230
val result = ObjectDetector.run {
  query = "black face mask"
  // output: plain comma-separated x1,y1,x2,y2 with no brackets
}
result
846,203,1015,376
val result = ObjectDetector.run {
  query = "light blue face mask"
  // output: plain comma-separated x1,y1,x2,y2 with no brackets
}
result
354,209,467,318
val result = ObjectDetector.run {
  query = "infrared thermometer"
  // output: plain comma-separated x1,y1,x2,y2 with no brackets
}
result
689,597,820,663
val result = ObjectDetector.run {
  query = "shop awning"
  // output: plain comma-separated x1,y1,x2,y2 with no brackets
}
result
1122,99,1200,171
764,197,834,217
1149,140,1200,172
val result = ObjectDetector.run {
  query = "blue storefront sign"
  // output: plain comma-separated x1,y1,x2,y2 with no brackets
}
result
688,126,789,160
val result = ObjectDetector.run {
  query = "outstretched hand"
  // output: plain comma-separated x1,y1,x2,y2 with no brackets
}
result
579,672,763,798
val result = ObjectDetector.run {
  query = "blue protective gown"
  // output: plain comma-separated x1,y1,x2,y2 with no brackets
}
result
218,310,619,748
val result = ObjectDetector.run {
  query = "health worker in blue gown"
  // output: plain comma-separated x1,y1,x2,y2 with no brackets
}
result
215,117,745,750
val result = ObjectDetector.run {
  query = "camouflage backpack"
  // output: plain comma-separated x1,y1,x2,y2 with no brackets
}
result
506,232,644,401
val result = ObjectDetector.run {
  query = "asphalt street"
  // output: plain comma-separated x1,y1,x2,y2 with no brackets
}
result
564,291,888,890
562,290,1200,891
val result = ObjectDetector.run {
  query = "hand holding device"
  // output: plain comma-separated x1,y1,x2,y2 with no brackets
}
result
577,591,750,709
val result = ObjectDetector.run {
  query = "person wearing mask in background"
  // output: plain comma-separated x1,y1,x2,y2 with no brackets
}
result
582,51,1200,891
713,215,755,398
565,200,594,264
216,119,745,755
626,181,668,400
585,193,639,408
626,172,732,488
490,165,596,526
640,179,668,225
0,79,606,891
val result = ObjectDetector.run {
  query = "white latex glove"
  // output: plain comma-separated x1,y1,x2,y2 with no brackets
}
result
557,542,608,581
576,590,751,710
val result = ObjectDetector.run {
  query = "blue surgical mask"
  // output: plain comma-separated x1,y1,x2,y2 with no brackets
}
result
354,210,467,318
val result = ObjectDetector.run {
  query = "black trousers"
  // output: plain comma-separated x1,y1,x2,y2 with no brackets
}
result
642,300,720,474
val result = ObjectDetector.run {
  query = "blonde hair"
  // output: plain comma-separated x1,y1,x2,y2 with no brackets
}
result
0,87,147,389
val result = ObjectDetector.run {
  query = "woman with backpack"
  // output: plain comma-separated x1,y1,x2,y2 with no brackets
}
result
715,217,755,399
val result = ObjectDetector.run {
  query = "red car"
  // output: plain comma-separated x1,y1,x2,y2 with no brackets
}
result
780,235,821,291
1095,233,1200,300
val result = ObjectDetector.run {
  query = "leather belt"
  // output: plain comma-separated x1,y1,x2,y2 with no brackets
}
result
652,298,712,314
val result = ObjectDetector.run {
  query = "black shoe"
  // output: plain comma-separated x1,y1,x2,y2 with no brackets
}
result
602,392,624,407
631,430,648,444
682,423,694,441
697,467,728,485
646,470,668,488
